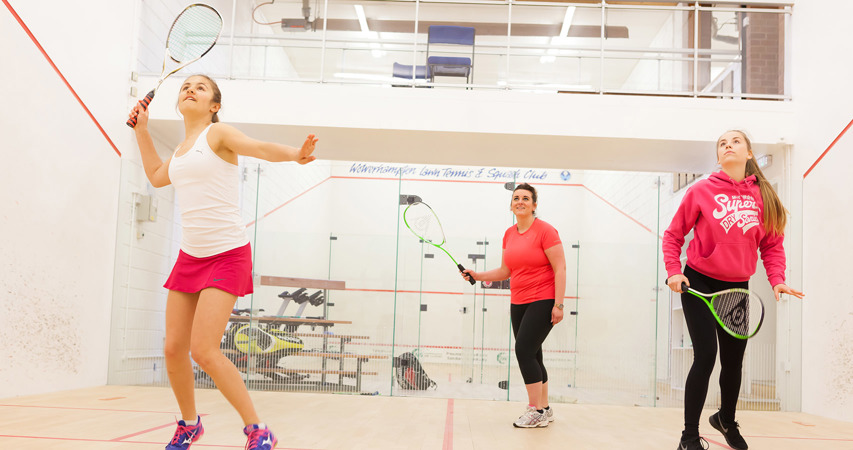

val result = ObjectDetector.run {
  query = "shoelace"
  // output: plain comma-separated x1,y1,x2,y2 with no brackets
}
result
245,429,268,450
680,436,708,450
171,424,194,445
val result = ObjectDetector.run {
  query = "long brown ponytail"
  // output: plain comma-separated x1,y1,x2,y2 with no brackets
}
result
732,130,788,236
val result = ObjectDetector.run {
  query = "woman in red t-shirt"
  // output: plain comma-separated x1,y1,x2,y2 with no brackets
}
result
462,183,566,428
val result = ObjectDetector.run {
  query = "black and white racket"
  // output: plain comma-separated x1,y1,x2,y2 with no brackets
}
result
680,282,765,339
127,3,222,128
403,202,475,285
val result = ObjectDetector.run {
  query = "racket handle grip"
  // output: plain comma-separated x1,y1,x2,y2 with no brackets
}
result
126,89,156,128
681,282,689,293
458,264,476,285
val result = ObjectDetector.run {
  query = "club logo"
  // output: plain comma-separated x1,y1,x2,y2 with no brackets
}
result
496,352,508,364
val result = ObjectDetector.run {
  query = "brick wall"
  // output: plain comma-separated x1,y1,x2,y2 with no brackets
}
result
745,11,785,95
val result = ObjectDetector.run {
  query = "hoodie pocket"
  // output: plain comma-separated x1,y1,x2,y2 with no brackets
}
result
696,242,758,279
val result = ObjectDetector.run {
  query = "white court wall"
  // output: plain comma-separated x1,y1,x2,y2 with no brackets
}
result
0,0,136,397
789,0,853,421
799,120,853,421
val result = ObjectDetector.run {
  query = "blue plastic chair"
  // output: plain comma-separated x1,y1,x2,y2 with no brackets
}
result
426,25,475,84
392,62,427,81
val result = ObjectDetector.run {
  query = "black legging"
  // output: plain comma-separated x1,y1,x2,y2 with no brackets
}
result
681,265,748,436
511,299,555,384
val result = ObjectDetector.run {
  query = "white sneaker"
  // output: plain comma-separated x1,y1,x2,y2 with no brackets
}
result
513,406,548,428
543,407,554,422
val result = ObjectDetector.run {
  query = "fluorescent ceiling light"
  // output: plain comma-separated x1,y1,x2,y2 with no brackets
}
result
354,5,369,33
559,6,576,38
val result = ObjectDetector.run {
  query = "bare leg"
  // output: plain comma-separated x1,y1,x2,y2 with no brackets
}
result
190,287,260,426
164,290,201,421
524,381,543,409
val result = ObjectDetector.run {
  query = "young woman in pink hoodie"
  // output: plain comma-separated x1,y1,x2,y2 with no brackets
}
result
663,130,804,450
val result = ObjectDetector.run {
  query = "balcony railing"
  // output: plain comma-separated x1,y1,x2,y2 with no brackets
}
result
137,0,791,99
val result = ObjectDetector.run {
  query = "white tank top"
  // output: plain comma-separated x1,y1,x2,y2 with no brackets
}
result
168,124,249,257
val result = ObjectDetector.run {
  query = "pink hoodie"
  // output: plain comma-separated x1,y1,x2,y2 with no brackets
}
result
662,171,786,287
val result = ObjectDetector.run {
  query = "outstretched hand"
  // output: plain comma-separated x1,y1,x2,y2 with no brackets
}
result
297,134,318,165
773,284,804,302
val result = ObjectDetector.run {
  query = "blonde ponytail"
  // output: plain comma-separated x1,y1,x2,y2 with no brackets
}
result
744,158,786,235
728,130,788,236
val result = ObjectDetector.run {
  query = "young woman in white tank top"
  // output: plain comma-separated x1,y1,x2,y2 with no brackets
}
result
129,74,317,450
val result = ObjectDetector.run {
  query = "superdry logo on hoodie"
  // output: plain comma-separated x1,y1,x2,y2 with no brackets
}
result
712,193,760,234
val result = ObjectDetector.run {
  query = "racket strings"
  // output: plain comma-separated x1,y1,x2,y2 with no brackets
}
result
713,290,759,335
168,6,222,62
404,206,445,246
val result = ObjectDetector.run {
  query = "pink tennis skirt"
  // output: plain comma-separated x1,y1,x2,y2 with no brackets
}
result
164,243,254,297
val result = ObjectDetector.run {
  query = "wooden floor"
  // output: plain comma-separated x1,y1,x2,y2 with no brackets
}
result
0,385,851,449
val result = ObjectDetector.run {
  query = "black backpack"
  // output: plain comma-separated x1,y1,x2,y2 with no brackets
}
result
393,352,437,390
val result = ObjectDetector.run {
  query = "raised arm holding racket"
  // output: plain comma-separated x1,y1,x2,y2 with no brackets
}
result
127,7,320,450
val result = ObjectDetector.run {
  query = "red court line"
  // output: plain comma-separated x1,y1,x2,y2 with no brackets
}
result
703,436,730,448
245,177,332,228
0,404,179,414
344,287,579,299
744,435,853,442
111,421,179,442
332,175,583,188
1,0,121,157
442,399,454,450
249,175,654,237
0,435,319,449
111,413,209,442
581,185,656,235
803,117,853,179
345,341,577,354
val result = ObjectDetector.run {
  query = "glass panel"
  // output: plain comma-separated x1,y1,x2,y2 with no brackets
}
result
602,7,691,93
416,1,510,87
506,4,600,91
696,10,742,97
226,0,328,81
394,173,507,399
320,0,419,85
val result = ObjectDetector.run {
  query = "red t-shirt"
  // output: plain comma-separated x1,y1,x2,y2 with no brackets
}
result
502,218,562,304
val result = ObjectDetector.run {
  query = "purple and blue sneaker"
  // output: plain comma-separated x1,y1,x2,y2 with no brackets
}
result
165,416,204,450
243,424,278,450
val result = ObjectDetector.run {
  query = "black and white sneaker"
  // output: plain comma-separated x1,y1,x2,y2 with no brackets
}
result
709,411,748,449
676,436,708,450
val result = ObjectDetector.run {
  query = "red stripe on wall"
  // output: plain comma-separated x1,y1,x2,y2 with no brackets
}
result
2,0,121,157
803,117,853,179
344,287,579,299
247,175,656,237
245,177,332,228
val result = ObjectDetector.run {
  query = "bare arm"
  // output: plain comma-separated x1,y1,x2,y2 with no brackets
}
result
545,243,567,324
545,244,566,305
211,123,317,164
130,104,171,187
461,258,511,282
